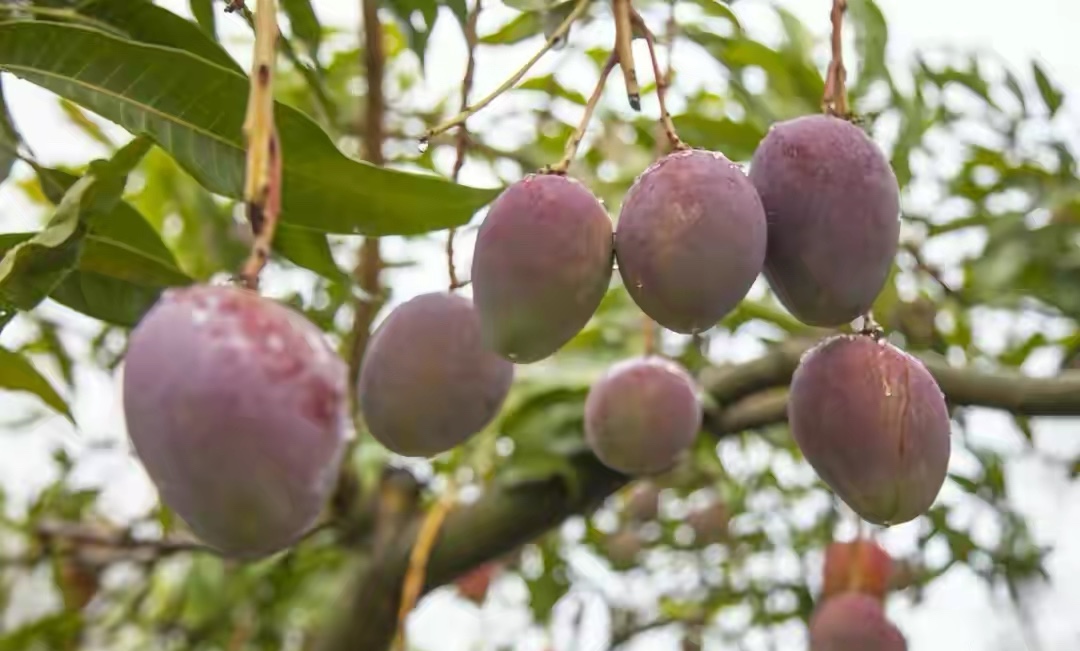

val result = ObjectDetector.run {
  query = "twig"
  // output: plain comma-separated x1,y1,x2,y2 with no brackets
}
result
544,53,617,174
631,10,686,151
234,4,337,128
447,0,484,292
420,0,592,143
613,0,640,111
346,0,388,388
642,314,657,356
391,490,457,651
36,519,209,560
238,0,283,291
821,0,850,117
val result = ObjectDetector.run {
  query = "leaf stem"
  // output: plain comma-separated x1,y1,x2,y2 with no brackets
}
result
613,0,640,111
631,9,686,151
238,0,282,291
420,0,592,143
822,0,850,117
447,0,484,292
544,53,617,175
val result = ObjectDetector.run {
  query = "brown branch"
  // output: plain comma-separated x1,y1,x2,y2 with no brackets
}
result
544,53,617,175
446,0,483,292
346,0,387,388
35,519,209,564
421,0,591,141
319,332,1080,651
822,0,849,117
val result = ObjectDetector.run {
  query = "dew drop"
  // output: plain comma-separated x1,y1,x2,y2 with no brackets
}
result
417,139,430,154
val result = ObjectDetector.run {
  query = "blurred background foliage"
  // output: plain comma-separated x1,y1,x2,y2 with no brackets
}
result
0,0,1077,649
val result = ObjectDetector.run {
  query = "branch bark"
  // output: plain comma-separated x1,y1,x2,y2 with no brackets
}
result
319,335,1080,651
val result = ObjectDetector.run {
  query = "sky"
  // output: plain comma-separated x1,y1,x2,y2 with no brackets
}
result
1,0,1079,649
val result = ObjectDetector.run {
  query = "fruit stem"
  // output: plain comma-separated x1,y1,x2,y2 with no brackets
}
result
631,9,687,151
447,0,484,292
613,0,640,111
420,0,591,144
391,486,457,651
237,0,283,291
642,315,658,356
544,52,617,175
822,0,850,118
857,311,884,340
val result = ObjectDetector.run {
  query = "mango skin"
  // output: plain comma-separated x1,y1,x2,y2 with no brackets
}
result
471,174,614,363
823,539,893,602
122,284,348,560
615,149,767,334
809,593,907,651
750,115,900,327
358,292,514,458
788,335,951,526
584,356,702,476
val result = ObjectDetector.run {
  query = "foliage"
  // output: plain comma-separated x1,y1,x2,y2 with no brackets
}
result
0,0,1076,650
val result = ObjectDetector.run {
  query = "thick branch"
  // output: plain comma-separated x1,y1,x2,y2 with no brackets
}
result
321,335,1080,651
701,338,1080,419
317,452,628,651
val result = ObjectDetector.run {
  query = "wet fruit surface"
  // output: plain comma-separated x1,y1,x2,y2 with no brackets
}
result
122,284,349,559
788,335,951,525
471,174,614,363
616,149,767,334
750,115,900,327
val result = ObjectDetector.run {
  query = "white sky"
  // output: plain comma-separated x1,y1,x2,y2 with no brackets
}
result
1,0,1079,650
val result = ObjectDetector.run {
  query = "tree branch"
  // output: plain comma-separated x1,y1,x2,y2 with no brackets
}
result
319,335,1080,651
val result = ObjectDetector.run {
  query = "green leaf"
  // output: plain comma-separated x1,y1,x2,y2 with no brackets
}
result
480,11,544,45
502,0,573,13
48,269,163,326
0,77,21,186
76,0,242,73
273,224,343,280
0,347,73,423
846,0,891,97
669,115,765,161
517,74,586,105
0,21,501,236
0,136,152,311
281,0,322,61
383,0,442,65
189,0,218,41
30,164,192,286
1032,62,1063,118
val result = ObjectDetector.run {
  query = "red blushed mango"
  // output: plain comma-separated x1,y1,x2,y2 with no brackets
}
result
585,356,702,476
750,115,900,327
454,561,502,604
358,292,514,458
122,285,349,560
809,593,907,651
823,539,893,601
471,174,614,363
789,335,951,526
615,149,767,334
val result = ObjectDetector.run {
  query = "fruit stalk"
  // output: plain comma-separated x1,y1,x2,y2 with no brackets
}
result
238,0,283,290
822,0,850,117
613,0,640,110
421,0,591,142
631,9,686,150
447,0,483,291
545,52,617,175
